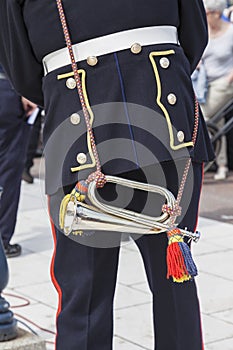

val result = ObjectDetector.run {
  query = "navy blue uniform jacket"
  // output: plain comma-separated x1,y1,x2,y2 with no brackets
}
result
0,0,214,194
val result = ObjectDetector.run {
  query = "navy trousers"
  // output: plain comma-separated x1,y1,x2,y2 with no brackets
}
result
49,160,204,350
25,111,42,171
0,78,31,246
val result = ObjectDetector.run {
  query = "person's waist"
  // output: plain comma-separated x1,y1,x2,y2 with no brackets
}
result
42,25,179,76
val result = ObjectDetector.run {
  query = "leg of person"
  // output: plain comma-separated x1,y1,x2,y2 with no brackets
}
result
226,110,233,170
49,190,121,350
0,121,31,256
200,78,233,179
214,128,228,180
23,112,42,183
133,160,204,350
0,76,32,256
200,77,233,120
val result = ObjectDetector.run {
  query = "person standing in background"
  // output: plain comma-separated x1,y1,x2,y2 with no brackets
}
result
22,109,43,184
201,0,233,180
0,64,37,257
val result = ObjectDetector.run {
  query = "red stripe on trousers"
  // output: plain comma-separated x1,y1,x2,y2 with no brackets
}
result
47,196,62,348
193,163,205,350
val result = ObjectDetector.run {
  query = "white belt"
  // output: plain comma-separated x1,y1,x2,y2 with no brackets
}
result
42,26,178,75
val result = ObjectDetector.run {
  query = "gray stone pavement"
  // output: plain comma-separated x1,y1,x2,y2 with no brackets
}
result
2,158,233,350
200,170,233,225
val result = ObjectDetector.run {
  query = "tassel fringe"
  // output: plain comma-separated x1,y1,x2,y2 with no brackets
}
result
59,180,88,230
166,228,198,283
59,194,71,230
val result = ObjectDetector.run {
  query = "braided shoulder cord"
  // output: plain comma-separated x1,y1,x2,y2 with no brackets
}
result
56,0,106,188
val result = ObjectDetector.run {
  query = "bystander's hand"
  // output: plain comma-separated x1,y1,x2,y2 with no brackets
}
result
223,5,233,21
21,97,37,117
226,70,233,84
195,60,202,70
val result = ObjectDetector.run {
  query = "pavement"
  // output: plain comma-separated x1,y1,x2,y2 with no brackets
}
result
200,169,233,225
2,158,233,350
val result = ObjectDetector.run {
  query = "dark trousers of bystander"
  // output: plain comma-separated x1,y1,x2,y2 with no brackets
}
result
0,77,31,254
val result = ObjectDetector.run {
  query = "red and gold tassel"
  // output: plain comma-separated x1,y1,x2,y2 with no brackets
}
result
166,228,198,283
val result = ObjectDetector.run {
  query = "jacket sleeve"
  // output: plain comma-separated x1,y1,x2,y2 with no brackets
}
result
178,0,208,74
0,0,44,107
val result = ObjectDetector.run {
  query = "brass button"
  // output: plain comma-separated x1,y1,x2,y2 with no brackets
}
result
130,43,142,54
66,77,76,90
70,113,81,125
159,57,170,69
177,131,185,143
87,56,98,66
167,93,177,105
76,152,87,164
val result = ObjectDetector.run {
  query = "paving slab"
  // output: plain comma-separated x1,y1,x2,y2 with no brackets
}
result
114,302,153,350
114,336,148,350
205,338,233,350
0,328,46,350
202,313,233,344
200,171,233,224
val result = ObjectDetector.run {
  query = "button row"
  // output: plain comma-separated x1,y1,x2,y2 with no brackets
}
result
69,44,172,67
73,131,185,167
66,78,178,109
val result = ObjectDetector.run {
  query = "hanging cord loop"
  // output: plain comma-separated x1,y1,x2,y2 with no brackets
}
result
56,0,106,188
162,99,200,282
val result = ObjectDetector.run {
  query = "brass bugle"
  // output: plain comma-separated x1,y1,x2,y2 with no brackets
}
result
62,175,200,242
64,201,200,242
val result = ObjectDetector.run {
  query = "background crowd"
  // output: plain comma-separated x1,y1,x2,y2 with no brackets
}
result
193,0,233,179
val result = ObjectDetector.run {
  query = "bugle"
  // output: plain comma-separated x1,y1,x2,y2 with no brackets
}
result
61,176,200,242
